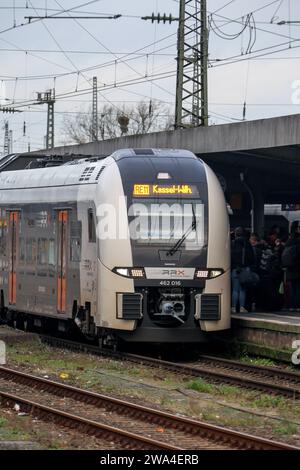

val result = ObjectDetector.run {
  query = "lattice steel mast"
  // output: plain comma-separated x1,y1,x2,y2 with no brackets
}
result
175,0,208,128
37,89,55,149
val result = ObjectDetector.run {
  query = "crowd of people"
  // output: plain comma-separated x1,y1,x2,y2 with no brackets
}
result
231,221,300,313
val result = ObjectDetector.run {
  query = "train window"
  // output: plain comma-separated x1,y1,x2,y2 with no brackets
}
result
70,238,81,262
26,238,37,264
19,238,25,265
129,199,205,248
0,210,7,258
48,239,55,266
88,209,96,243
0,229,6,258
38,238,49,266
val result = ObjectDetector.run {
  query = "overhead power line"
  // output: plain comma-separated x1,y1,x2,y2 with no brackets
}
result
211,10,298,42
0,47,175,56
2,69,176,110
211,0,238,15
0,0,103,35
25,14,122,22
0,107,22,113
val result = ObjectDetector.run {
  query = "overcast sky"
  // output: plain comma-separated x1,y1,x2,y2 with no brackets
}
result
1,0,300,153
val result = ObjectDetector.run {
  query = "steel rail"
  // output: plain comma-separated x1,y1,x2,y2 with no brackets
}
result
0,390,180,450
40,336,300,399
0,365,298,450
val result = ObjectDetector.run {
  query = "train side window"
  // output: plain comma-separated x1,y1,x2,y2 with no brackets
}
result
38,238,48,266
0,210,7,258
0,228,6,259
48,239,55,266
19,238,25,265
26,238,37,264
70,238,81,262
88,209,96,243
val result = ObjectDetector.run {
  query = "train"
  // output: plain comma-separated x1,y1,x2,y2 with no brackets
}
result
0,148,230,347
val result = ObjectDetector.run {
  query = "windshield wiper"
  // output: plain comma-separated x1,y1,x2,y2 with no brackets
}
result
167,205,197,257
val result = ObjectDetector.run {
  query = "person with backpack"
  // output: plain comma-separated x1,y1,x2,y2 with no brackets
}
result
281,221,300,310
258,240,284,311
231,227,255,313
248,233,264,311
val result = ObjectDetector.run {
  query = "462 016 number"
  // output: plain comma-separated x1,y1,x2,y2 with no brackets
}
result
159,280,182,287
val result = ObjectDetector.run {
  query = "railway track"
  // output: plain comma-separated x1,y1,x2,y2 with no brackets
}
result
40,336,300,399
0,365,298,450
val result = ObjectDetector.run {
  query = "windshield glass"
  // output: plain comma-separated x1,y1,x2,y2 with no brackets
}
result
129,198,205,249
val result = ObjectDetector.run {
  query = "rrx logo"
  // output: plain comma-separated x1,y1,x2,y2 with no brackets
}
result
162,269,185,277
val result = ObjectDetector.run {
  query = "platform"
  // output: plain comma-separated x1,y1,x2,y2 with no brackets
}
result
0,325,36,344
230,312,300,363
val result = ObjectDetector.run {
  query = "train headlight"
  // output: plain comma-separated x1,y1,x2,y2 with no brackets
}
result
115,268,130,277
210,269,223,278
113,267,145,278
130,268,145,278
194,269,224,279
195,269,209,279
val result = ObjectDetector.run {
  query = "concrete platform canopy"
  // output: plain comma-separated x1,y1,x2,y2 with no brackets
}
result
28,113,300,157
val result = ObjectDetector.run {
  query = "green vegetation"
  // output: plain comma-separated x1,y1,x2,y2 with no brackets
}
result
274,421,298,436
186,379,248,399
186,378,215,394
216,384,241,397
5,337,300,446
0,415,31,441
251,394,286,409
239,353,277,367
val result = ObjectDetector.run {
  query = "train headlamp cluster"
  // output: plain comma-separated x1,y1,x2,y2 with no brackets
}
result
194,269,224,279
114,267,223,280
113,267,145,278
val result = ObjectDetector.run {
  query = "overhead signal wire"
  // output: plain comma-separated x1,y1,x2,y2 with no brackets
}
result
0,32,177,81
210,10,298,41
211,0,239,15
1,70,176,111
0,0,104,35
53,0,177,106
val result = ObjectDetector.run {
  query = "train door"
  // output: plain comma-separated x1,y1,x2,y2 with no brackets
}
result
8,211,19,305
57,210,68,313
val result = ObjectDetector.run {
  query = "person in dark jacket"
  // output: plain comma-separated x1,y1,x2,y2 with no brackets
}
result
282,222,300,310
248,233,264,310
231,227,255,313
258,239,284,311
249,233,264,274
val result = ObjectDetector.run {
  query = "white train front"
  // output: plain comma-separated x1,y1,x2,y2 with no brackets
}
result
0,148,230,346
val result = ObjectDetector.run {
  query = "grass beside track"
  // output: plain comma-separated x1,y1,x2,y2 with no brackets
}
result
2,336,300,447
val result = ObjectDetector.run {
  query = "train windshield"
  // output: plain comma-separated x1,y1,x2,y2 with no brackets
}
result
129,198,205,249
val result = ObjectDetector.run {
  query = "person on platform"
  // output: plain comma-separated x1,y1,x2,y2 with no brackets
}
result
282,221,300,311
231,227,255,313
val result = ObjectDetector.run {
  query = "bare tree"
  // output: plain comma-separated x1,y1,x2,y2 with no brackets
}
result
62,100,173,144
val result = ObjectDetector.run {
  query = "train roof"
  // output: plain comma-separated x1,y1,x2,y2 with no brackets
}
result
0,156,108,190
0,149,199,190
110,148,197,160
